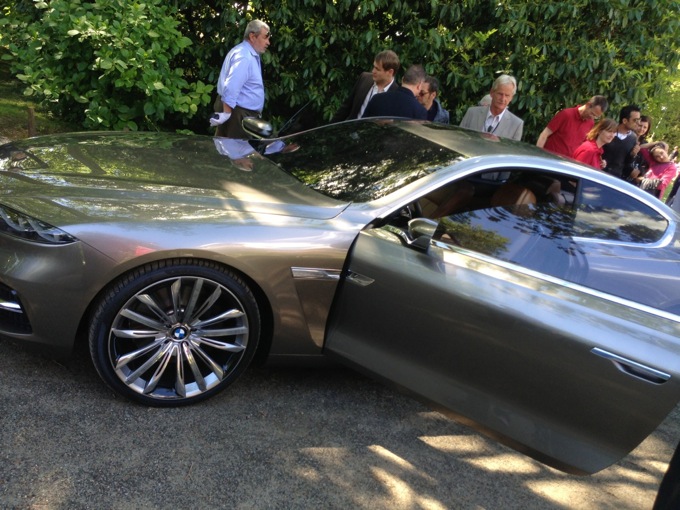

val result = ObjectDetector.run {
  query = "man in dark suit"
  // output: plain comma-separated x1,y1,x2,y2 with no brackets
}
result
330,50,400,123
362,65,428,120
459,74,524,140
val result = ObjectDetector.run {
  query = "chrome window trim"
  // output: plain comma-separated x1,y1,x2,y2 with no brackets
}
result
432,239,680,324
572,230,676,249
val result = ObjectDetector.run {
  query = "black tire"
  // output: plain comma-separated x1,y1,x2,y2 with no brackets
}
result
89,259,260,406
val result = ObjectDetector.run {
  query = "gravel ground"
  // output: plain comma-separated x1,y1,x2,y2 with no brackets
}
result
1,338,678,510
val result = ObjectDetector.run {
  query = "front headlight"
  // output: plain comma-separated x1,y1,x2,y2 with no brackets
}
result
0,205,77,244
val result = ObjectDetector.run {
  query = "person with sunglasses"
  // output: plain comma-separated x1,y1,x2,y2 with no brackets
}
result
417,76,450,124
536,95,609,157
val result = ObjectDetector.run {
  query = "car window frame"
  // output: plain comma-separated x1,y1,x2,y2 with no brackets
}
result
376,161,680,317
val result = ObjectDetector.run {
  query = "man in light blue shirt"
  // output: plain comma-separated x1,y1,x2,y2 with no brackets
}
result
211,20,270,138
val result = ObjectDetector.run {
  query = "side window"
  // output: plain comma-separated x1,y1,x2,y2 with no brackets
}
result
427,169,581,279
574,179,668,243
415,170,673,301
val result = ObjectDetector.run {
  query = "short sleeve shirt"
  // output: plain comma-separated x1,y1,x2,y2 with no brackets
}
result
544,106,594,158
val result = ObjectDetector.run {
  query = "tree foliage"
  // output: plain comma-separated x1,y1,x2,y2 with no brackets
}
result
0,0,213,130
646,79,680,148
1,0,679,144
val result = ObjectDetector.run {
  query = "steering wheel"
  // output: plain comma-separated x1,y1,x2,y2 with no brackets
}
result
401,200,422,220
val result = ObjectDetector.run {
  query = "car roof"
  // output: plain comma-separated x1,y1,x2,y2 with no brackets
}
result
279,118,565,161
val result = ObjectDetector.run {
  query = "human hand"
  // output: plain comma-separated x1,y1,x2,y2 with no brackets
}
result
209,112,231,126
600,159,607,169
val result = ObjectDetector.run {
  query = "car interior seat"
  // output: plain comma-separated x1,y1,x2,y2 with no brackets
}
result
428,181,476,219
520,175,566,206
490,182,537,209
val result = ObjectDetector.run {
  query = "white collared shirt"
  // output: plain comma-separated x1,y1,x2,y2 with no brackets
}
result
484,109,506,133
358,79,395,118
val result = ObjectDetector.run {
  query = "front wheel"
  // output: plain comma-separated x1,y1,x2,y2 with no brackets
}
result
89,260,260,406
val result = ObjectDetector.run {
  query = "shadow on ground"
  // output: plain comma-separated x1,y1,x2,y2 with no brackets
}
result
0,339,677,509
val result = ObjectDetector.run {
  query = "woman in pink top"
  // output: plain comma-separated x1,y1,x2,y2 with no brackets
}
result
572,118,618,169
633,143,678,199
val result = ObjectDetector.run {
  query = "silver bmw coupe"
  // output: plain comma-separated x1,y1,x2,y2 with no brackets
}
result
1,119,679,475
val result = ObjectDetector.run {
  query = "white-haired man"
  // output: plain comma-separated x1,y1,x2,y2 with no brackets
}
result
459,74,523,140
211,19,271,138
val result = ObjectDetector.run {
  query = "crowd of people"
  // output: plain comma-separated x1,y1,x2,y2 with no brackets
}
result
208,23,680,507
210,25,678,204
564,103,679,203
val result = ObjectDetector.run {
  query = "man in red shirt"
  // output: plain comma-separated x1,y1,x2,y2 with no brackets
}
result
536,96,609,157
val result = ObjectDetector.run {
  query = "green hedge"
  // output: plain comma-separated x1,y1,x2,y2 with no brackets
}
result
2,0,679,141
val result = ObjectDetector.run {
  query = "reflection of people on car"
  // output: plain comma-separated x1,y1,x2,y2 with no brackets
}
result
213,138,300,172
214,138,255,159
264,140,300,155
214,138,257,171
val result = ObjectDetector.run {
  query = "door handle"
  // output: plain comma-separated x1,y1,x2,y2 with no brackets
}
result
591,348,671,385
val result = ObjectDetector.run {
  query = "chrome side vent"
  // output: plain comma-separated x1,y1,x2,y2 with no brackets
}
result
0,283,31,334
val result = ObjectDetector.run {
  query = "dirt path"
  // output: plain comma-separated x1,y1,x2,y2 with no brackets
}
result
1,339,677,509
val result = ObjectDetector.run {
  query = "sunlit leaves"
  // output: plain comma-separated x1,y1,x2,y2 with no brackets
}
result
1,0,214,131
1,0,679,142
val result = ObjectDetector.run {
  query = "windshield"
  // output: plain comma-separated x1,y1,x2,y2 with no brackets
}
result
264,121,463,202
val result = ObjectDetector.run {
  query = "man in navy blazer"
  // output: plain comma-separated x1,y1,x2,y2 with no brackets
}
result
459,74,524,141
330,50,400,122
362,65,428,120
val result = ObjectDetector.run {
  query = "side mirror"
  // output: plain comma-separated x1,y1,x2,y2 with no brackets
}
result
242,117,274,139
407,218,438,250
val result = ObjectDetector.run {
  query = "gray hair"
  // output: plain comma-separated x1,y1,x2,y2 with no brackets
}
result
492,74,517,92
590,95,609,114
402,65,427,86
244,20,269,40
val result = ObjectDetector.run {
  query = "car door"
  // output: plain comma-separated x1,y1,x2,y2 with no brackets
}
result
567,177,680,314
324,169,680,475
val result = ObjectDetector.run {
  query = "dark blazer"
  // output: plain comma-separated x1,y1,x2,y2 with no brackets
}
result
362,86,427,120
331,72,374,123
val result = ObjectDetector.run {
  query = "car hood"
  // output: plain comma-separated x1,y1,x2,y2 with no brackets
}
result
0,132,347,226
